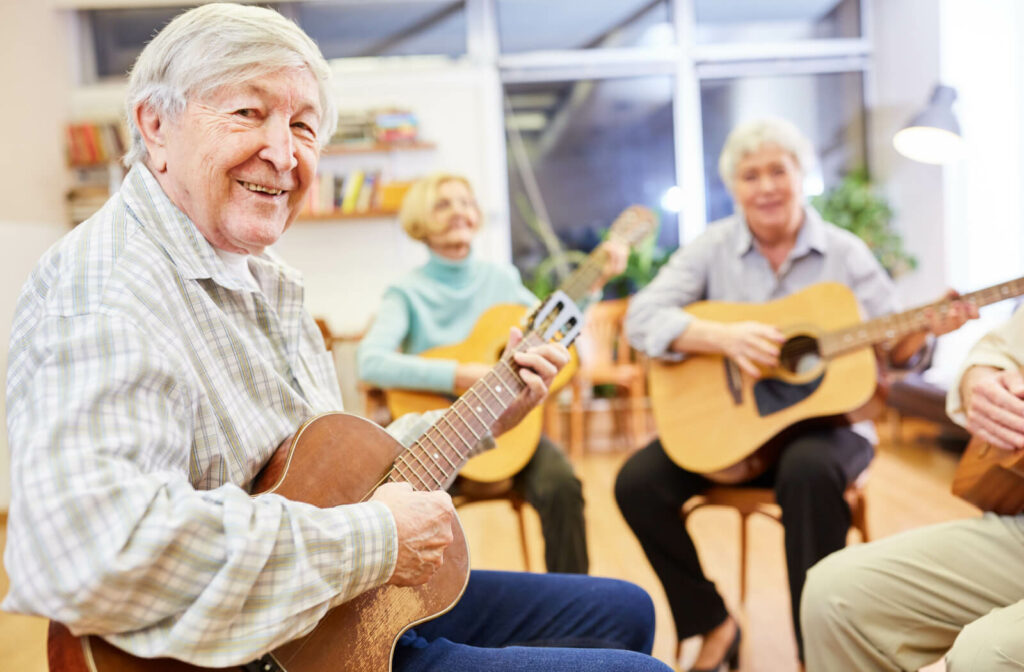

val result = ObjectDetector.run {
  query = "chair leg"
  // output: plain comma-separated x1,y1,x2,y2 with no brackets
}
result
852,491,869,543
512,498,531,572
569,380,585,460
738,512,749,605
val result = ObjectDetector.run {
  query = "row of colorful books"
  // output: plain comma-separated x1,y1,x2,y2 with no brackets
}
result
66,121,128,167
330,108,419,147
300,170,413,217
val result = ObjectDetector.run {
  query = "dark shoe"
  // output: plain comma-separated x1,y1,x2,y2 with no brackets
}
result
688,625,741,672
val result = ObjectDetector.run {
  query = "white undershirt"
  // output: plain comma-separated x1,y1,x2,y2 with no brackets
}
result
214,248,260,291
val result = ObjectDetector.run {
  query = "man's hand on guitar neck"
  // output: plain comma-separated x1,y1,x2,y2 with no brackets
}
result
673,318,785,379
961,365,1024,452
491,327,570,437
372,482,457,586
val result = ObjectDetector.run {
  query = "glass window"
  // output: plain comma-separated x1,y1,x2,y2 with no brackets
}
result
296,1,466,59
504,76,677,291
700,71,866,222
694,0,861,44
88,6,192,80
497,0,672,53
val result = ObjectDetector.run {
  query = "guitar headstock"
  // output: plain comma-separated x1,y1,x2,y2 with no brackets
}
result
523,290,584,350
607,205,657,248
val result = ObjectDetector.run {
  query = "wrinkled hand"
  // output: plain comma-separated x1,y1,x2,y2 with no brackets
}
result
591,241,630,291
491,327,570,437
963,367,1024,452
924,289,979,336
720,321,786,379
370,482,456,586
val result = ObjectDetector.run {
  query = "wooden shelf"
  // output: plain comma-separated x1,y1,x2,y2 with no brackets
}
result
321,141,435,156
297,208,399,221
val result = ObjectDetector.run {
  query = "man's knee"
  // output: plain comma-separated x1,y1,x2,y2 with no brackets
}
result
801,548,870,637
947,615,1024,671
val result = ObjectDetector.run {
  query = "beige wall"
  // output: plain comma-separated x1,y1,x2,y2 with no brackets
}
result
0,1,74,510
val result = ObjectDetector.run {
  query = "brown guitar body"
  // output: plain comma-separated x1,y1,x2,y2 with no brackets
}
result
952,437,1024,515
385,303,578,483
648,283,877,482
49,412,469,672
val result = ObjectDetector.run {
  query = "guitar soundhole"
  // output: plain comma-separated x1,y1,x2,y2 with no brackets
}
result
779,335,821,375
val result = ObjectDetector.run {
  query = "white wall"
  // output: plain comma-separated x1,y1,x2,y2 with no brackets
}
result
0,2,75,510
869,0,946,307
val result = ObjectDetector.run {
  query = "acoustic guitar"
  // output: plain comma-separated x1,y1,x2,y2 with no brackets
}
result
953,437,1024,515
384,205,656,483
649,276,1024,483
47,293,584,672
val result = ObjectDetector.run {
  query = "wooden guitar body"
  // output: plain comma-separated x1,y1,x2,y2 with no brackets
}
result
385,303,578,483
649,283,877,482
952,436,1024,515
49,413,469,672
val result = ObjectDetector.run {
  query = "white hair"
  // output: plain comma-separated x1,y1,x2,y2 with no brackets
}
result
717,118,816,192
123,2,337,167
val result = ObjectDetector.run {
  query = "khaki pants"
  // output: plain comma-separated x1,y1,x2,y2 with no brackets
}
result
801,514,1024,671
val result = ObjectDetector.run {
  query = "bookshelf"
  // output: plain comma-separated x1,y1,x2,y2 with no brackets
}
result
65,120,128,225
297,139,436,222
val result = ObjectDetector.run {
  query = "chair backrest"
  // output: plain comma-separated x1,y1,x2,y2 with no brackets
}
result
577,298,634,370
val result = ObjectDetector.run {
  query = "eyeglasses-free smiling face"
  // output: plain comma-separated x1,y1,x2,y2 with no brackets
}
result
142,66,322,255
731,143,805,245
424,179,481,261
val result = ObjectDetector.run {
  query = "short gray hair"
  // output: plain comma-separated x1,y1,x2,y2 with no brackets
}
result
717,118,815,192
124,2,337,167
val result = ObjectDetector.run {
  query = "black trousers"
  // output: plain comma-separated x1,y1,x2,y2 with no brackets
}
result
614,425,872,658
513,436,589,574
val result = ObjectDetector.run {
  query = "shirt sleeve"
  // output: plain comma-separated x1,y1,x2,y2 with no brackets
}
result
945,307,1024,426
624,240,710,359
356,289,458,394
3,311,398,666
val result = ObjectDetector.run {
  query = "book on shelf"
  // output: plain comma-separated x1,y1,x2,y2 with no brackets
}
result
66,121,127,167
300,169,391,217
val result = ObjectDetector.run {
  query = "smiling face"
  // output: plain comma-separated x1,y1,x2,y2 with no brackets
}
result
424,179,481,260
731,143,805,245
140,66,322,255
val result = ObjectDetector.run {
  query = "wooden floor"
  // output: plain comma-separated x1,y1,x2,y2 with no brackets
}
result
0,416,976,671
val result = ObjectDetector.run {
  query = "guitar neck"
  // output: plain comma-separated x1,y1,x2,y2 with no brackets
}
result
387,333,543,491
821,276,1024,357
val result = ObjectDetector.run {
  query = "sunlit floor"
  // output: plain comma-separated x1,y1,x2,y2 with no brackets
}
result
0,414,974,671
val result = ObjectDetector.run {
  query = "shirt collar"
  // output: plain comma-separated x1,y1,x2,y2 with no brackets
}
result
120,164,297,292
731,204,829,258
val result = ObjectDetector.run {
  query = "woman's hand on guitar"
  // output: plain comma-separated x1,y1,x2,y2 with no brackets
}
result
590,240,630,291
491,327,570,437
371,482,457,586
925,289,979,336
718,321,785,379
962,366,1024,452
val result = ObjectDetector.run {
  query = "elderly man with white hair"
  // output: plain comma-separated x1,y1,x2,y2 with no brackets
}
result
1,4,671,671
615,117,975,670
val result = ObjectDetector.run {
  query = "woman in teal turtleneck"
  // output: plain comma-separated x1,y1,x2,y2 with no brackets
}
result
358,172,625,574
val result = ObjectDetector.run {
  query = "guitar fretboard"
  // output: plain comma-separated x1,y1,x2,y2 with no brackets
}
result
820,276,1024,357
387,333,542,491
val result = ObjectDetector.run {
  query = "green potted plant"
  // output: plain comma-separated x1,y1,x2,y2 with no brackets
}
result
811,168,917,277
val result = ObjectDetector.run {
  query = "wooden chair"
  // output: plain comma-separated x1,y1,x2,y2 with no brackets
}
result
568,298,647,457
452,476,533,571
681,469,870,605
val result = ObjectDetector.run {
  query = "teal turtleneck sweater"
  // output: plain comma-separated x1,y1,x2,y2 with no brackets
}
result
357,249,539,394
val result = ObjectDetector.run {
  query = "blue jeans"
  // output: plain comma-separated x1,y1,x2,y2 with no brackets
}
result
393,570,672,671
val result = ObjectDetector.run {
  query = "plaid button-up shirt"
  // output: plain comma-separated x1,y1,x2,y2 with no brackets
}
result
2,164,438,665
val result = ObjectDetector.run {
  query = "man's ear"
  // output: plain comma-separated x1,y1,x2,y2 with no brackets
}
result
134,101,170,172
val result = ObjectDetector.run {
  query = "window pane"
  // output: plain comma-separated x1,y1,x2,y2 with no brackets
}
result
497,0,672,53
700,71,866,222
88,6,192,79
296,1,466,59
695,0,861,43
505,76,677,293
